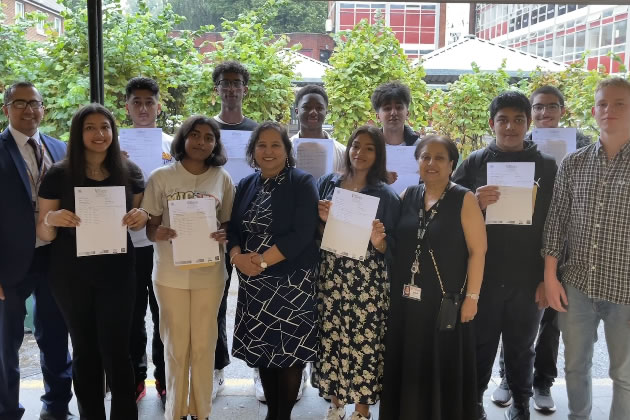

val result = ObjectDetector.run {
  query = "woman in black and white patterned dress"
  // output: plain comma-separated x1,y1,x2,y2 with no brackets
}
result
227,122,320,420
314,126,401,420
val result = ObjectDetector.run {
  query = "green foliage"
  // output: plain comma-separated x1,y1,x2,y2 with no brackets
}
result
169,0,327,33
188,0,299,124
0,6,46,102
323,16,429,144
527,53,628,139
1,0,208,139
429,61,512,158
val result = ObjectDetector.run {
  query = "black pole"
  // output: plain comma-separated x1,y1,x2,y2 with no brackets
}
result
87,0,104,104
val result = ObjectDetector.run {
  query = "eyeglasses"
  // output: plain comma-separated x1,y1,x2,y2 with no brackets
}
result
7,100,44,109
532,103,562,112
216,80,244,89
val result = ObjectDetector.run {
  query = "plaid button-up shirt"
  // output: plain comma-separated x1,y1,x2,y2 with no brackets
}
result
542,139,630,304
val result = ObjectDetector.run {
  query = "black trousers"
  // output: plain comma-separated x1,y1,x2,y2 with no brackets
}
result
498,306,559,388
214,257,232,370
0,245,72,419
475,282,543,402
51,269,137,420
129,245,165,385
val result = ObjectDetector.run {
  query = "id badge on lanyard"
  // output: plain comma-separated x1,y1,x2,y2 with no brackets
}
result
402,183,450,301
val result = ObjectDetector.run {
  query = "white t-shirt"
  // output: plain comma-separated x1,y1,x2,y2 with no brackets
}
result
141,161,235,289
290,131,346,174
129,131,174,248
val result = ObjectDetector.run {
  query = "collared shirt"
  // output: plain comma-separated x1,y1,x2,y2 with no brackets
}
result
542,139,630,304
9,125,53,248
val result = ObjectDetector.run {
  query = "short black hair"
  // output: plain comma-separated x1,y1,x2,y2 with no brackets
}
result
371,81,411,111
530,85,565,107
295,84,328,107
171,116,227,167
489,91,531,121
245,121,295,168
3,81,39,105
414,134,459,173
212,60,250,86
125,77,160,100
343,125,388,185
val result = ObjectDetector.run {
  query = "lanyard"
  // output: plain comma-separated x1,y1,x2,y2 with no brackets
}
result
409,182,452,285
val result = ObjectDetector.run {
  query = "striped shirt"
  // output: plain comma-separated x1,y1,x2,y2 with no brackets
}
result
542,139,630,304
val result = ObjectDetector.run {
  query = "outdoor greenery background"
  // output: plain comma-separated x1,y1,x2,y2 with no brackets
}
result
1,0,628,156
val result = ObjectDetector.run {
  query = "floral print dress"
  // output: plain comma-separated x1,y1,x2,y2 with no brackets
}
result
313,173,400,405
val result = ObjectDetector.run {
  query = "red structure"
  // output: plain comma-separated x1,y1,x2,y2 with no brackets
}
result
328,1,447,59
475,4,629,73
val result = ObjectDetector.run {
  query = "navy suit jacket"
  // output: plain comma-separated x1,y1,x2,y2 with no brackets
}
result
0,128,66,287
227,167,320,276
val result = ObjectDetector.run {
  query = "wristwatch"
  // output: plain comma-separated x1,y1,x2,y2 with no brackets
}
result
259,255,268,269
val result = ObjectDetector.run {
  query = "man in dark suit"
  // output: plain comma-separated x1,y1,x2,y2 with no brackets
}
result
0,82,74,420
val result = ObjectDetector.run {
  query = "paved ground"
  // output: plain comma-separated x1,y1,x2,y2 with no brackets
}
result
19,273,613,419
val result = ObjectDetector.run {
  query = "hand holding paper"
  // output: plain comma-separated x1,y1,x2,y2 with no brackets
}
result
321,188,380,260
168,197,221,266
485,162,535,225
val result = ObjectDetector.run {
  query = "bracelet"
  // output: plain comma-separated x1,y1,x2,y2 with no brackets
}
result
466,293,480,300
138,208,151,220
44,210,54,228
230,253,240,264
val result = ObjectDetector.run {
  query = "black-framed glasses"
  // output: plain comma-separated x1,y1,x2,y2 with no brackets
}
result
7,100,44,109
532,103,562,112
216,80,244,89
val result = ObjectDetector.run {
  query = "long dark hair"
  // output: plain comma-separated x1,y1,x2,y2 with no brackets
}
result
343,125,388,185
170,115,227,167
64,103,127,186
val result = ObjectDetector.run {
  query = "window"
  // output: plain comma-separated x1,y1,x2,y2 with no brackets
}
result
36,19,45,35
54,17,62,35
601,24,613,46
531,9,538,25
576,31,586,53
586,27,600,50
547,4,555,20
558,4,567,17
545,39,553,58
566,33,575,55
613,20,626,45
15,2,25,19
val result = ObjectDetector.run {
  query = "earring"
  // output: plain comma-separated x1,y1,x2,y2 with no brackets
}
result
286,157,290,167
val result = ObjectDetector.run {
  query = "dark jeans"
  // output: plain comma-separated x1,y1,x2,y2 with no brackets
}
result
129,245,165,385
475,282,543,402
51,269,137,420
498,306,560,388
0,245,72,420
214,257,232,370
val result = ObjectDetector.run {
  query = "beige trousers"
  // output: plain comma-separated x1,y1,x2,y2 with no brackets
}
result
155,281,225,420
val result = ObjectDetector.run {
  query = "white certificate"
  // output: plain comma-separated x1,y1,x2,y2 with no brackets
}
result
168,197,221,266
293,137,334,180
75,186,127,257
486,162,535,225
386,145,419,194
321,187,380,261
119,128,163,180
531,127,577,166
221,130,255,183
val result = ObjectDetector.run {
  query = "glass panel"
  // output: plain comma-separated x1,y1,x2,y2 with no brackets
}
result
566,33,575,55
554,35,565,57
587,27,600,50
576,31,586,53
545,39,553,57
613,20,627,45
601,24,613,46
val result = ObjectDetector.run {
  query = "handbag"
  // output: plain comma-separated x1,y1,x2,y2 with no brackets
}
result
429,248,466,332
